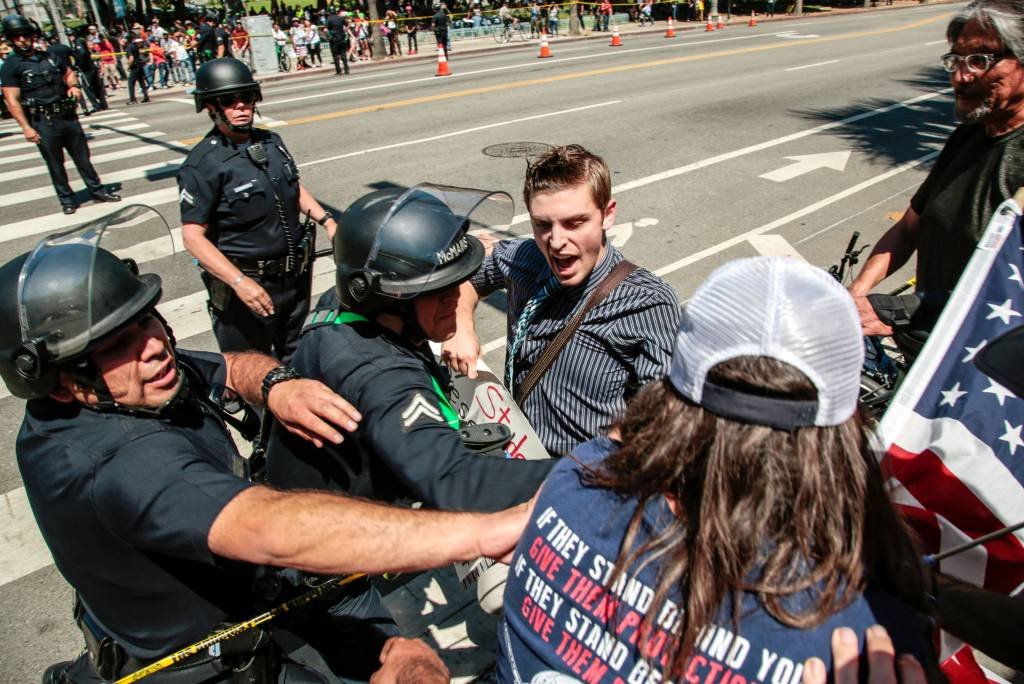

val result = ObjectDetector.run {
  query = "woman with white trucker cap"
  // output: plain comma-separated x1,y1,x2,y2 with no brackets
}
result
496,257,940,684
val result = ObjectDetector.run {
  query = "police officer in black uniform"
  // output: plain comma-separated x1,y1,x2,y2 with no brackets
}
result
68,26,107,111
267,184,552,509
1,221,525,683
326,6,350,75
0,15,121,214
179,58,336,360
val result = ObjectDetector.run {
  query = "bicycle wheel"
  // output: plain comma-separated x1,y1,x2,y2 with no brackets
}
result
279,51,291,72
493,26,510,43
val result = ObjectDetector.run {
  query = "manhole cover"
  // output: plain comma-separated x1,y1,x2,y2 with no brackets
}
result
482,142,554,159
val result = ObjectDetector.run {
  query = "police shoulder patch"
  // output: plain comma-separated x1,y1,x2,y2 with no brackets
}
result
401,392,443,428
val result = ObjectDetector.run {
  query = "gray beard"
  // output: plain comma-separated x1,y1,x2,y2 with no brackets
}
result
956,96,993,123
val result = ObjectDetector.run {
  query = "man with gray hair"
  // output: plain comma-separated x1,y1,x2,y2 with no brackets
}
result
850,0,1024,338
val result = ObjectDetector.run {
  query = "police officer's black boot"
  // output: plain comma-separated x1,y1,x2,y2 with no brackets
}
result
41,660,72,684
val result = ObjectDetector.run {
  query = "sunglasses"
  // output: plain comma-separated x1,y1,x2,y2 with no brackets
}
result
215,91,259,108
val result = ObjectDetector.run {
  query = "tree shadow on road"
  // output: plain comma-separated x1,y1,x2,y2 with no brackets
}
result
789,67,955,168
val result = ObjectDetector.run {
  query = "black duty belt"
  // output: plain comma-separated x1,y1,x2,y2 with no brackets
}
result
25,98,77,118
230,233,314,279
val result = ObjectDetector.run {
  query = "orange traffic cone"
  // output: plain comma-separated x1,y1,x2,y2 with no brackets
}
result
610,23,622,46
748,10,757,26
705,16,714,31
435,45,450,76
665,16,676,37
538,33,552,58
716,14,726,29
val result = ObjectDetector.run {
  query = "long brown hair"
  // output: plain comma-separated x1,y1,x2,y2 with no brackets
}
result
586,356,929,678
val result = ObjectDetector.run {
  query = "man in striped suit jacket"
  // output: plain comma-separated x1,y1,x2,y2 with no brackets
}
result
443,144,680,456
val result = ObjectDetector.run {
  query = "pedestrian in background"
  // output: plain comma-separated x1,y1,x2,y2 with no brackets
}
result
405,16,418,54
766,0,776,17
326,6,350,74
548,3,559,35
125,31,150,104
92,33,119,90
305,19,323,66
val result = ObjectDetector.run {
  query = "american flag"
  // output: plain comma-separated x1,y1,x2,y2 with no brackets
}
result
878,197,1024,681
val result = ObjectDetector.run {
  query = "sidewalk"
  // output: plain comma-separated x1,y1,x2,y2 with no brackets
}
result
136,0,949,103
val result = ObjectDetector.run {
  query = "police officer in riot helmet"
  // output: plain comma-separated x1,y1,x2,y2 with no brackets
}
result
4,220,526,683
264,185,552,656
266,184,552,517
65,25,107,111
180,58,336,360
0,14,120,214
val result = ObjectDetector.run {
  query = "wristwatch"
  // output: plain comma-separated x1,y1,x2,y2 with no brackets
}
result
261,365,302,404
313,212,334,226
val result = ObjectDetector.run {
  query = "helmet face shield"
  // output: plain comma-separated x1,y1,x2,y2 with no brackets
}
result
17,205,173,362
367,184,513,299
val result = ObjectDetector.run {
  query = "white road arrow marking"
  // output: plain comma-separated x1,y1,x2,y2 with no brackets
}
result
759,150,851,183
607,217,658,247
402,393,443,427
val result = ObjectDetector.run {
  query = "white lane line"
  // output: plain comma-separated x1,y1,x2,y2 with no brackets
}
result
0,122,149,152
300,99,622,168
794,180,920,246
259,68,406,95
784,59,839,72
924,39,947,45
748,234,808,260
652,149,939,278
0,159,183,209
0,132,167,166
0,187,178,243
0,142,187,184
0,487,55,587
262,30,800,108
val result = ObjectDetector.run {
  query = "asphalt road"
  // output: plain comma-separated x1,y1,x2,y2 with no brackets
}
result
0,4,958,680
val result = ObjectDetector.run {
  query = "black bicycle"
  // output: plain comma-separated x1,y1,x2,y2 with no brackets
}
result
829,231,905,419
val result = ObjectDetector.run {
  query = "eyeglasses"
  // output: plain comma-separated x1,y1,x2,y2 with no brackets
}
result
215,91,258,108
940,51,1013,73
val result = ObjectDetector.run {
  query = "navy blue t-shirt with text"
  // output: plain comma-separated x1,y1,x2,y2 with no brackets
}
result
497,437,932,684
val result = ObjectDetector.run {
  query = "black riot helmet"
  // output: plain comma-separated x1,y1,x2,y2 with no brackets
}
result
0,207,169,400
3,14,38,40
193,57,262,113
334,184,513,316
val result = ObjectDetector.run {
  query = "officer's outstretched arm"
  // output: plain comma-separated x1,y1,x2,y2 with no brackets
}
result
207,486,532,574
223,350,361,447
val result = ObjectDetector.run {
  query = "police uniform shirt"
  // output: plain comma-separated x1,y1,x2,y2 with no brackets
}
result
177,127,303,259
46,42,74,69
196,23,217,53
0,50,66,105
326,14,348,43
72,38,97,71
266,288,553,512
16,350,256,659
216,27,234,57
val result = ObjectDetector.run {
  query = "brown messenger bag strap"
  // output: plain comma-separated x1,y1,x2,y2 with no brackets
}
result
514,260,637,406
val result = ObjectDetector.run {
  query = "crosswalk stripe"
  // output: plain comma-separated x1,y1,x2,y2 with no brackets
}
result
0,122,149,152
0,109,129,132
0,142,187,184
0,158,183,209
0,132,167,166
0,187,179,243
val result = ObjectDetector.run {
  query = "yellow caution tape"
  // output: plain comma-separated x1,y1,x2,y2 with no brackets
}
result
114,572,366,684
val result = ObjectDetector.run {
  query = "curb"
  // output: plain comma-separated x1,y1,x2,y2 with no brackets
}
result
142,0,955,102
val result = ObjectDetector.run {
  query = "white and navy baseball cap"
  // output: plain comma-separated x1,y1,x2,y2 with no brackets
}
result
670,256,864,430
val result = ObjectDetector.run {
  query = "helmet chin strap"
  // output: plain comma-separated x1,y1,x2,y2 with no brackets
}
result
69,357,189,417
214,103,259,134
